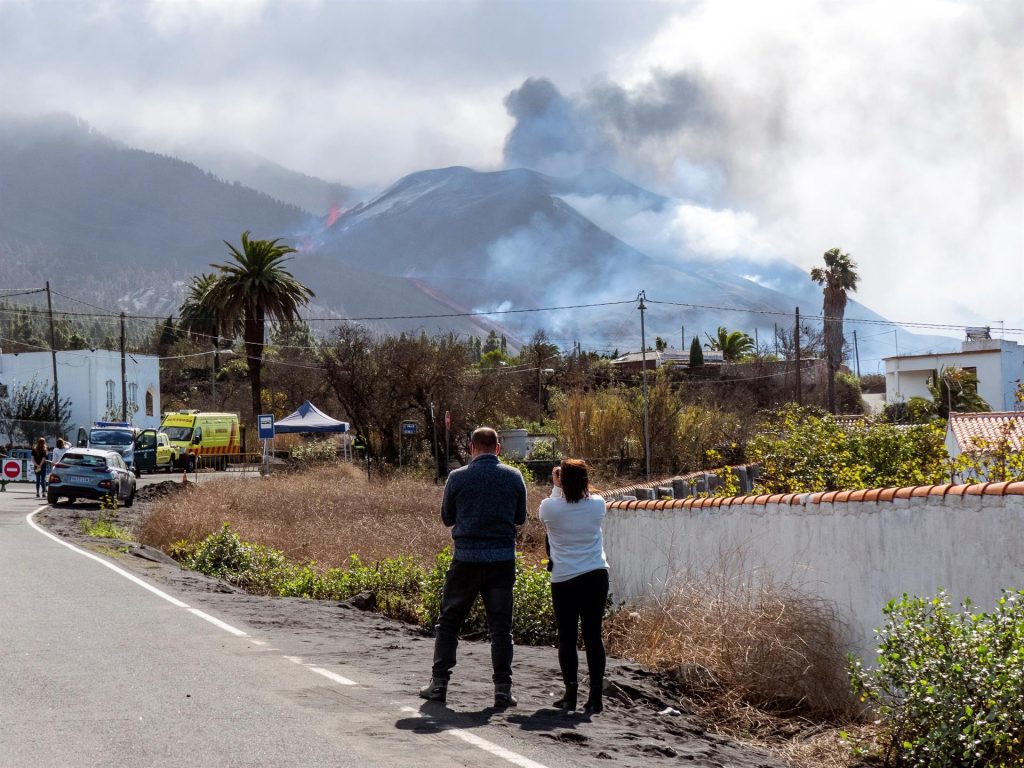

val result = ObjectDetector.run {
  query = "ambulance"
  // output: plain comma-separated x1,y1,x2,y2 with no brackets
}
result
159,411,241,470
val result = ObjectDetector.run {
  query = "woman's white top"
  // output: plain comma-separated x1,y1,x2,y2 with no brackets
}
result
538,486,609,584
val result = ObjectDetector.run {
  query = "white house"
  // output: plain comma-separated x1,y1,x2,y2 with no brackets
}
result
0,349,161,439
884,331,1024,411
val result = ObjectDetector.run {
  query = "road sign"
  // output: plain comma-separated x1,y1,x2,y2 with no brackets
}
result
3,459,22,480
401,421,417,435
258,414,275,440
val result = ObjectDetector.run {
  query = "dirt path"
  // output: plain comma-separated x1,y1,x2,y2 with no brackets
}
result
39,487,788,768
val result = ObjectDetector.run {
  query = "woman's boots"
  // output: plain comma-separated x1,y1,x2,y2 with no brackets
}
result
583,677,603,713
553,682,578,710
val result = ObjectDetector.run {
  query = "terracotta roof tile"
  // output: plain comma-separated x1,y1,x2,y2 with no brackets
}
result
848,489,868,502
864,488,883,502
878,488,897,501
949,412,1024,453
766,493,787,504
982,481,1014,495
964,483,989,496
833,490,854,503
1007,481,1024,495
910,486,932,498
780,493,801,505
808,492,827,504
894,487,914,500
929,484,954,496
947,485,967,496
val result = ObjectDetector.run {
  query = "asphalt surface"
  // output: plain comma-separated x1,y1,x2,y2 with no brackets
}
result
0,478,565,768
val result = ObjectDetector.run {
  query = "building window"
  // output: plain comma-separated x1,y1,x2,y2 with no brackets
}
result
128,383,139,409
105,380,115,411
145,389,154,417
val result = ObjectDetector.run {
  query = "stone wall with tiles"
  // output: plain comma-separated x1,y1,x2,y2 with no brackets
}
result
603,482,1024,660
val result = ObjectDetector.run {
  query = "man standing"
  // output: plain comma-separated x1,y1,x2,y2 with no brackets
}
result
420,427,528,708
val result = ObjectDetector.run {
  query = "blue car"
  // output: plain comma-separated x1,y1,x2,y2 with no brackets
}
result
47,448,137,507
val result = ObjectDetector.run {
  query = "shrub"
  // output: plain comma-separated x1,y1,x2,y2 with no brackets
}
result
850,590,1024,767
79,515,134,541
526,439,560,461
748,405,947,493
500,457,535,483
289,439,338,464
606,561,855,719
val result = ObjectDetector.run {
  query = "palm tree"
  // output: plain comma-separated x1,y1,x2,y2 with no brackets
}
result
178,273,235,373
704,326,755,361
204,232,314,429
811,248,859,414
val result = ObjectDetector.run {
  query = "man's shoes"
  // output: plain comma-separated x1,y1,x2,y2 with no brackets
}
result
493,683,517,708
418,678,448,703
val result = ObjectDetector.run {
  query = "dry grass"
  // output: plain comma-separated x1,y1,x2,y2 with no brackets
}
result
605,559,870,767
139,464,548,566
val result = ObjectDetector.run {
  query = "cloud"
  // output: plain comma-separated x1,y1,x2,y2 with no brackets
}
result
499,0,1024,329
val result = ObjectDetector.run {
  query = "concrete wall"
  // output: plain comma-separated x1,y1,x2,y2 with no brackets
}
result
603,483,1024,660
0,350,161,436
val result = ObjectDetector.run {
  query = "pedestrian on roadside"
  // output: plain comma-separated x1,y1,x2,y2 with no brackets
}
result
539,459,610,714
52,438,68,466
419,426,528,708
32,437,50,499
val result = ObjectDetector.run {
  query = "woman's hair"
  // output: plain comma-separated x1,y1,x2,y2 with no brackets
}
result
35,437,46,448
560,458,591,503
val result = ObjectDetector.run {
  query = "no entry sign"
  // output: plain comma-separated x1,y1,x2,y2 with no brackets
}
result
2,459,22,480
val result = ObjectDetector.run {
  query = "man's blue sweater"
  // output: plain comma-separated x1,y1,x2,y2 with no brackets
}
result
441,453,528,562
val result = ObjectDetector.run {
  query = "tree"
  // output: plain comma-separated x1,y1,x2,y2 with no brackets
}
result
704,326,754,362
204,232,314,431
927,366,990,418
0,376,72,445
179,273,237,374
688,336,704,367
810,248,860,414
655,336,667,352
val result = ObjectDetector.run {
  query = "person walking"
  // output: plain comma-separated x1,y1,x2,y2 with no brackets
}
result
32,437,50,499
419,426,528,708
539,459,610,713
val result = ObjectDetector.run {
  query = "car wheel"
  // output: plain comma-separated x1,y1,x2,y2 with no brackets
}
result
186,455,196,472
47,492,58,506
124,487,135,508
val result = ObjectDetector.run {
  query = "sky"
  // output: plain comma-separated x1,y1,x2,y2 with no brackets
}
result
1,0,1022,336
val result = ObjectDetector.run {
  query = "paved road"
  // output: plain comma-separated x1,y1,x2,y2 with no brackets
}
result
0,480,558,768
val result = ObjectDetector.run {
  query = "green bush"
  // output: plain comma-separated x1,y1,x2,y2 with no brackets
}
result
500,457,535,483
748,405,947,493
526,439,560,462
175,531,558,644
850,590,1024,767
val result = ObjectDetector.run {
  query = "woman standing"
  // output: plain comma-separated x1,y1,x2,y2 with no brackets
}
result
32,437,50,499
539,459,610,713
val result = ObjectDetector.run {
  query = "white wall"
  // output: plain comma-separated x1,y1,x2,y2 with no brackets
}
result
604,490,1024,661
0,350,161,437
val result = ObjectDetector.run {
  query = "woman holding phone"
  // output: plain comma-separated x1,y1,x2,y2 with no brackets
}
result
539,459,609,713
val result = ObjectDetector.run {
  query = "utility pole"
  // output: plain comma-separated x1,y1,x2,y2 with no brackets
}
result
853,329,861,377
45,281,61,441
774,322,779,356
754,327,759,356
794,307,802,406
638,291,651,480
681,324,685,351
120,311,128,422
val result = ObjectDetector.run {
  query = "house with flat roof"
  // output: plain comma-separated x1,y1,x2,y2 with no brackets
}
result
0,349,161,442
884,330,1024,411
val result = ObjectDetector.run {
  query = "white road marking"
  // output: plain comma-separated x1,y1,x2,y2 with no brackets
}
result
188,608,247,636
27,508,189,608
399,706,551,768
26,507,552,767
309,666,358,686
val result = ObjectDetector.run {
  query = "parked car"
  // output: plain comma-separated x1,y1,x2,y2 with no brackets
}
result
47,448,136,507
133,430,179,475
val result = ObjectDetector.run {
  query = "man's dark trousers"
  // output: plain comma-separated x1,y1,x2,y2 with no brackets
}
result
431,559,516,684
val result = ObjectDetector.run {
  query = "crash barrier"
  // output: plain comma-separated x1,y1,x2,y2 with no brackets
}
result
603,481,1024,661
190,453,263,473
